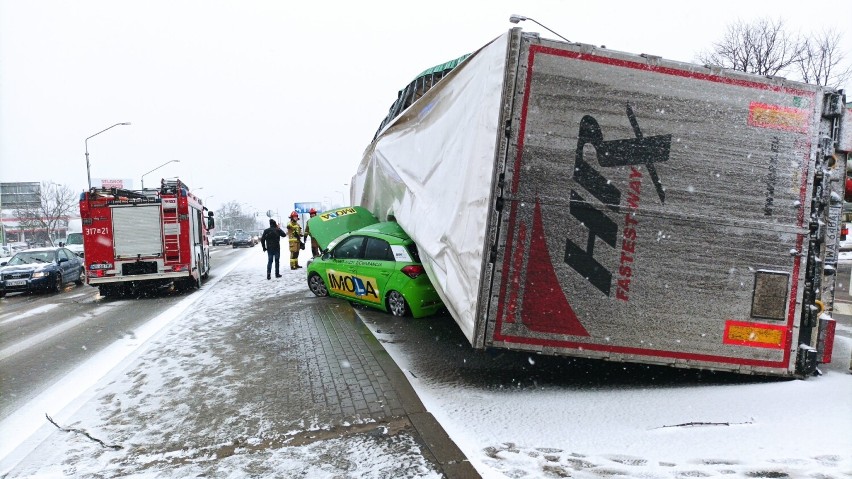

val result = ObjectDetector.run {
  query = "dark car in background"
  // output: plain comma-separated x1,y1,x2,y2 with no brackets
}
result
212,231,231,246
0,247,85,297
231,231,255,248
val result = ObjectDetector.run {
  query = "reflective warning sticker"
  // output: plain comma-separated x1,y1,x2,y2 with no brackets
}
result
723,320,786,349
747,102,809,133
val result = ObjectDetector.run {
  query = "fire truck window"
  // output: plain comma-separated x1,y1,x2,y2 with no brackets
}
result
194,210,202,243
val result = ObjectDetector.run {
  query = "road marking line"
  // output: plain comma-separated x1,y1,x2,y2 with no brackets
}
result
0,255,244,469
0,304,60,326
0,305,112,361
834,302,852,316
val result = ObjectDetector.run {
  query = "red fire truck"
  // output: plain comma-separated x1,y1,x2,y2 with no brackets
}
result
79,178,213,297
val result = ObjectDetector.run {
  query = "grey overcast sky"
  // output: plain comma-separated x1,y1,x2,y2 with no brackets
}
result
1,0,850,221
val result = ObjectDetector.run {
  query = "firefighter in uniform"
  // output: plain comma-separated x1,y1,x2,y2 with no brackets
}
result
304,208,320,257
286,211,303,269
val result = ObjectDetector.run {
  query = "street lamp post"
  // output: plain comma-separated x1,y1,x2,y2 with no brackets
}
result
509,14,570,43
85,122,131,190
141,160,180,189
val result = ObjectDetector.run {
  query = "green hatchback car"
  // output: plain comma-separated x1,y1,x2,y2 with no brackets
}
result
305,206,444,318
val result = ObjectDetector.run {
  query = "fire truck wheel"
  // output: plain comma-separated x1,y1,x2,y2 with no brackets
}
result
199,255,209,279
99,285,118,298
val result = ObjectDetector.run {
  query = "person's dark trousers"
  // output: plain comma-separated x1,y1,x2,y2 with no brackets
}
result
266,250,281,278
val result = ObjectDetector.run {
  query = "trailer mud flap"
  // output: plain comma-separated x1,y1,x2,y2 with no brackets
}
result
817,316,836,363
797,344,819,375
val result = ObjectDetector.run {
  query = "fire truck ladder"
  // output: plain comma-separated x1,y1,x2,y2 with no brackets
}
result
162,211,180,261
160,179,188,262
162,198,181,262
162,212,180,261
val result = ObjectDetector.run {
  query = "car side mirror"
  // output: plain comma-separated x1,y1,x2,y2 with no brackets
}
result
0,261,6,267
58,258,68,263
322,250,331,260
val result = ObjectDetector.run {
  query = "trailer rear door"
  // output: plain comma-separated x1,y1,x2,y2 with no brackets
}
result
486,33,834,376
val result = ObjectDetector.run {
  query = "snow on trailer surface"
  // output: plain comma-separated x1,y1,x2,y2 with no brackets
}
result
353,28,848,377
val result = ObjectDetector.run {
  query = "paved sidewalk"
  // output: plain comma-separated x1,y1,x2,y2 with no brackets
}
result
2,275,480,478
267,293,481,478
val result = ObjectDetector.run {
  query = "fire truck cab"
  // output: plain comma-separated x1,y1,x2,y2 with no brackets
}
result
79,178,213,297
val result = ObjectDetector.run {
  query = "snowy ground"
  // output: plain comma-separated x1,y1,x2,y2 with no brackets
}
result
1,248,851,478
0,250,442,478
361,312,852,478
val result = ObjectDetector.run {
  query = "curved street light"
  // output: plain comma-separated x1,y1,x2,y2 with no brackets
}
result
85,122,131,190
509,14,570,43
141,160,180,189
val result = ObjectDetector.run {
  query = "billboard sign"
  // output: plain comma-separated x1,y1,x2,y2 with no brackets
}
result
0,182,41,209
294,202,323,214
94,178,134,189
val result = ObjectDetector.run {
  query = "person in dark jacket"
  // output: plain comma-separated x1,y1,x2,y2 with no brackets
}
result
260,219,287,279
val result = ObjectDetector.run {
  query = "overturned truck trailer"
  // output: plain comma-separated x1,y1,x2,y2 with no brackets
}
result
352,28,850,377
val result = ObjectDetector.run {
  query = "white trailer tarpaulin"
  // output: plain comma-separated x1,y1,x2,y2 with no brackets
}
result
353,33,509,342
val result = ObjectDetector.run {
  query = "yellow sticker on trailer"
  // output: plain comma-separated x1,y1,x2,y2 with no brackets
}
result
723,320,786,349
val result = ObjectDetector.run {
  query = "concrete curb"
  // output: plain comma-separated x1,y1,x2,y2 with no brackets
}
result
350,311,481,479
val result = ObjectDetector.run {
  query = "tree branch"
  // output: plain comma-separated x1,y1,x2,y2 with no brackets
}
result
45,414,123,450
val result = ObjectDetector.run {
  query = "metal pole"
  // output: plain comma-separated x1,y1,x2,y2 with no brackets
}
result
85,122,131,190
509,14,570,43
141,159,180,189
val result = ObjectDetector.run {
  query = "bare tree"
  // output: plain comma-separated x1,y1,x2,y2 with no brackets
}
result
13,182,78,246
217,201,258,232
795,28,851,88
697,18,802,77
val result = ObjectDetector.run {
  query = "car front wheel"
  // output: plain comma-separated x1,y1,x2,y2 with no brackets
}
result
386,290,409,317
53,273,62,293
308,273,328,297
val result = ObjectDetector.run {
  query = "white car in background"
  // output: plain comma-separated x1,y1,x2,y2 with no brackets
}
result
64,232,85,257
0,245,12,265
211,231,231,246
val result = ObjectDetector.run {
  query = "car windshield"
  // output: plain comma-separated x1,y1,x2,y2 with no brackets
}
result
7,251,54,265
215,232,229,237
66,233,83,245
